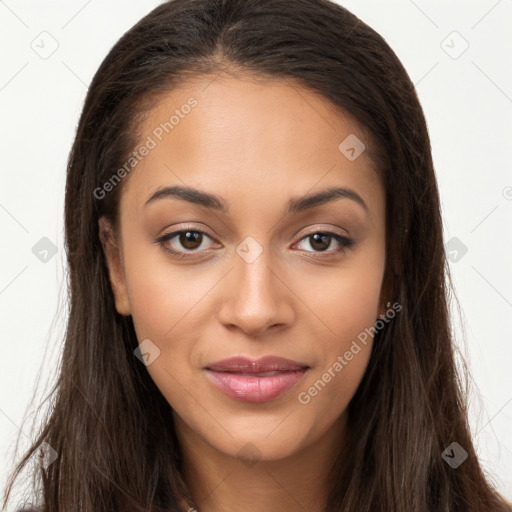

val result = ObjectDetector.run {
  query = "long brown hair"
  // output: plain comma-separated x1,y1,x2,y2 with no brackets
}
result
3,0,510,510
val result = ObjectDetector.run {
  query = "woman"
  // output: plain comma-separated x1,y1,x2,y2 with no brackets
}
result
3,0,510,510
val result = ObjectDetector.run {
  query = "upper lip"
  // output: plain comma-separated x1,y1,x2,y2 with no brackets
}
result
205,356,309,373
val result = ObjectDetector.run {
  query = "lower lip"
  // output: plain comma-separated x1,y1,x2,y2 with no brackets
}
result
205,369,308,403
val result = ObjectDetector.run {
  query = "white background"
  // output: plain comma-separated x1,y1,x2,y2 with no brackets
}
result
0,0,511,508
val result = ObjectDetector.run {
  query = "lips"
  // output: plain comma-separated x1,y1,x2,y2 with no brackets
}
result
205,356,309,402
206,356,309,374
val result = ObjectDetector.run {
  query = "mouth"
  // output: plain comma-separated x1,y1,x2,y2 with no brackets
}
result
204,356,310,403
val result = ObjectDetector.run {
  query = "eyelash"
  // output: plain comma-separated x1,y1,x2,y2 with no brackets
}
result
154,225,355,260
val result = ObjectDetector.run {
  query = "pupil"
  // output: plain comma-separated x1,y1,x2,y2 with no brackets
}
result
311,233,330,251
180,231,201,250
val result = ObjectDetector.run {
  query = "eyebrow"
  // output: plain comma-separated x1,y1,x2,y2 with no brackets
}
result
144,185,368,215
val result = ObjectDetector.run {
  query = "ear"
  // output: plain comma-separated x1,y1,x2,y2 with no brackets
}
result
98,216,132,316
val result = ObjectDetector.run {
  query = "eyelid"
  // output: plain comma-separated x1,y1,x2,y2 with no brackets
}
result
158,223,215,240
294,224,351,240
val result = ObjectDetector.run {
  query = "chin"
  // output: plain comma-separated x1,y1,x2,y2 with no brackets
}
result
191,410,324,463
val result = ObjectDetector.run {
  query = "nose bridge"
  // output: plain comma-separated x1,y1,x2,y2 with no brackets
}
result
218,235,292,335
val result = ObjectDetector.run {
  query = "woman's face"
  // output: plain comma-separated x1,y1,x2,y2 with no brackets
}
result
100,74,387,463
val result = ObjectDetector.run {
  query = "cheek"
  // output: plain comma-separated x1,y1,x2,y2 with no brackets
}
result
294,273,380,430
122,239,216,342
121,243,219,404
293,251,384,415
300,258,384,353
122,252,209,414
295,345,371,442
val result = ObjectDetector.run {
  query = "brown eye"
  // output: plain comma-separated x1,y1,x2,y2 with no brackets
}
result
156,227,216,257
178,231,203,250
309,233,331,252
296,231,354,255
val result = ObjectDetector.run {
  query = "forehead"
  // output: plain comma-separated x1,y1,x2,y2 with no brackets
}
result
120,74,383,217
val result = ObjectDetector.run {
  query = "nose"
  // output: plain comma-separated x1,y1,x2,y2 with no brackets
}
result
217,246,295,337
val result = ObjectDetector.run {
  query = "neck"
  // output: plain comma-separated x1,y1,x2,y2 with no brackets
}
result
174,412,347,512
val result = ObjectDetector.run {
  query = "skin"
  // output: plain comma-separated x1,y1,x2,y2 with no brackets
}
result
100,73,389,512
